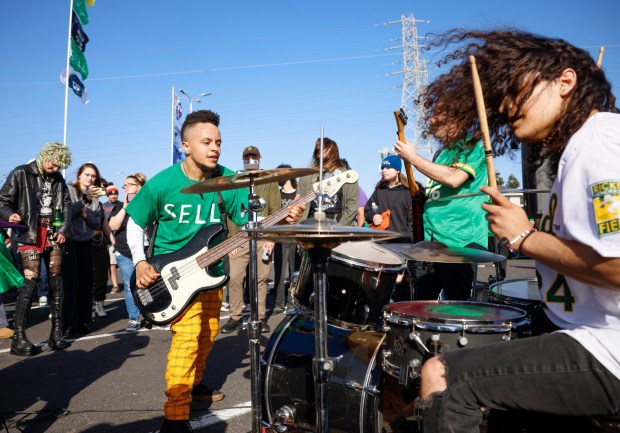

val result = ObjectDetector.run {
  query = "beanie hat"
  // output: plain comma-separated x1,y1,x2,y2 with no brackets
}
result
381,154,402,172
106,184,118,195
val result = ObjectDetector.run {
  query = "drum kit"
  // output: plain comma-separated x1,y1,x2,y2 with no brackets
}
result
183,166,542,433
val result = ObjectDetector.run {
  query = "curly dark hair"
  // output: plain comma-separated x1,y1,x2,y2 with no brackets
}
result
181,109,220,141
421,28,617,173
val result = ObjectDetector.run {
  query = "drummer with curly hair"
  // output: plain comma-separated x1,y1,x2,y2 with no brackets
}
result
395,28,620,432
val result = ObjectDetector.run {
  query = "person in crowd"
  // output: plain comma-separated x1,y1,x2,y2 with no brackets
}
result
396,117,488,300
103,183,122,294
92,178,115,318
364,155,413,242
297,137,359,226
221,146,280,334
271,163,298,315
125,110,305,433
37,260,49,307
396,28,620,433
0,142,72,356
108,173,147,332
63,162,104,338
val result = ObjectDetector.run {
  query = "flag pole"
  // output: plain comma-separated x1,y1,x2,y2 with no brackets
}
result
171,83,175,165
63,0,74,176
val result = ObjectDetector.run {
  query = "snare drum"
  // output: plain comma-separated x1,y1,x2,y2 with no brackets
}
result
488,278,559,336
292,241,406,329
382,301,528,384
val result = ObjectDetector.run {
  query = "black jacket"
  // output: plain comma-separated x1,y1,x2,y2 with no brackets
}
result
0,161,72,244
365,183,413,242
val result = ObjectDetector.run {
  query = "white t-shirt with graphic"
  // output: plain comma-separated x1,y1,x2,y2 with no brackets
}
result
536,112,620,380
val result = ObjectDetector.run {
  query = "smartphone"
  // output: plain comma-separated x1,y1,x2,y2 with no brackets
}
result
126,192,137,203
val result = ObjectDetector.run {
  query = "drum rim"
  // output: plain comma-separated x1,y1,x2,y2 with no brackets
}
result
289,299,379,331
383,301,528,326
489,277,541,305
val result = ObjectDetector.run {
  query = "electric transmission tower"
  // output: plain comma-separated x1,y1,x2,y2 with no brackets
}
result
386,13,435,162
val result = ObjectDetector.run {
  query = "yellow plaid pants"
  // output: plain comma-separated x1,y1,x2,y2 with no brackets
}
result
164,289,222,420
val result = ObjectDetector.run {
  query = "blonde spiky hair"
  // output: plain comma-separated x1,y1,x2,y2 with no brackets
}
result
36,142,72,173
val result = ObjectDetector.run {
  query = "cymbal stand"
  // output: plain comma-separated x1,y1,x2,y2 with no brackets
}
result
245,175,265,433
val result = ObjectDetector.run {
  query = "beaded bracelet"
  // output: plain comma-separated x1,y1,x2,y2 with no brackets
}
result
506,228,537,255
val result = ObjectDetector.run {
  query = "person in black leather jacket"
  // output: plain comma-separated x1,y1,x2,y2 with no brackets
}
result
0,142,72,356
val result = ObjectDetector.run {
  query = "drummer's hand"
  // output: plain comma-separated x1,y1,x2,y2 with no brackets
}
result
263,242,275,254
135,260,160,289
394,139,418,165
8,213,21,223
372,214,383,226
481,186,532,245
285,198,306,224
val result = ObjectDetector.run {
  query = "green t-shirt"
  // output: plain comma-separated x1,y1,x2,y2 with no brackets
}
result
423,141,488,248
126,163,248,275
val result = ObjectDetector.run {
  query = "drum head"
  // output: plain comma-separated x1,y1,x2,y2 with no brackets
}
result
385,301,526,325
332,241,405,271
490,278,541,302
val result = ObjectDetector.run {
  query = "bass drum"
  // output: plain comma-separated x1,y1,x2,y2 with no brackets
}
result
262,314,417,433
292,241,406,330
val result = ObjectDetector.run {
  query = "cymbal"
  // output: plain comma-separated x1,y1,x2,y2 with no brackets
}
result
181,168,318,194
0,220,28,230
245,217,401,249
435,188,549,202
385,241,506,263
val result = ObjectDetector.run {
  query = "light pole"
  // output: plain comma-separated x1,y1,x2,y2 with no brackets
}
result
178,89,212,113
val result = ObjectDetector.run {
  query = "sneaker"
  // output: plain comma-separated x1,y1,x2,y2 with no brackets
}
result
159,419,193,433
110,286,120,294
191,383,225,402
39,296,48,307
260,319,271,333
94,301,108,317
220,318,241,334
272,306,284,315
126,320,140,332
220,302,230,312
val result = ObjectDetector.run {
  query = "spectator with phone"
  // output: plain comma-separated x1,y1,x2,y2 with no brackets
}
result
108,173,147,332
63,163,105,338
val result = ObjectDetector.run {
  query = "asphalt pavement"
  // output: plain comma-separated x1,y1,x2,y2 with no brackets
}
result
0,256,537,433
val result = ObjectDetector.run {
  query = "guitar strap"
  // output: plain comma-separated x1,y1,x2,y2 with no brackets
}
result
146,222,158,259
217,192,228,239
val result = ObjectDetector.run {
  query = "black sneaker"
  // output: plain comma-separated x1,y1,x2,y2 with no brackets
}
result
221,318,241,334
191,383,225,402
160,419,193,433
260,319,271,333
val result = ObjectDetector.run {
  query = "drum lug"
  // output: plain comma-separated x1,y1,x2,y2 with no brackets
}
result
382,325,391,333
262,359,285,371
382,349,392,360
345,380,380,397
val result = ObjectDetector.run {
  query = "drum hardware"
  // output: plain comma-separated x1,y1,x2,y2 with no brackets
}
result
264,406,297,433
344,380,380,397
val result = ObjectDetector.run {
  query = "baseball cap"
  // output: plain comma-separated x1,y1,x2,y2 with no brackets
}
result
242,146,261,158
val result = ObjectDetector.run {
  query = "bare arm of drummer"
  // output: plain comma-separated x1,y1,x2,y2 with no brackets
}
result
394,139,469,188
482,186,620,290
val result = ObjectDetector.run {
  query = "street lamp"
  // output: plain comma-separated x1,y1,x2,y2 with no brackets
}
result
178,89,212,113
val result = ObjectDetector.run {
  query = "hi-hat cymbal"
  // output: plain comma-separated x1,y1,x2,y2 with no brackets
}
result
181,168,318,194
245,217,401,249
435,188,549,202
385,241,506,263
0,220,28,230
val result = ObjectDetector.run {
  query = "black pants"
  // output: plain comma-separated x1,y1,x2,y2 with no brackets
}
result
62,240,94,330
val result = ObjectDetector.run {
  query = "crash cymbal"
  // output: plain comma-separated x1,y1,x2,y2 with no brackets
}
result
385,241,506,263
435,188,549,201
245,217,401,249
0,220,28,230
181,168,318,194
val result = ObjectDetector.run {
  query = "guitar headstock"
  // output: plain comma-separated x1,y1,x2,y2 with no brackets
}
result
312,170,359,197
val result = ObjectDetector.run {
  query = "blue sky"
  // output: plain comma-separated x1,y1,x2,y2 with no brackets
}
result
1,0,619,198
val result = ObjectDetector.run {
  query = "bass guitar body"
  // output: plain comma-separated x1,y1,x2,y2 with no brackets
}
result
130,224,229,325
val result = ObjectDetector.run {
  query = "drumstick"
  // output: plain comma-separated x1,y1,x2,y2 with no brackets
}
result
596,46,605,68
469,55,497,189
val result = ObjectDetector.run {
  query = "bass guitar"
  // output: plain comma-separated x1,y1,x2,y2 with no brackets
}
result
131,170,359,325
